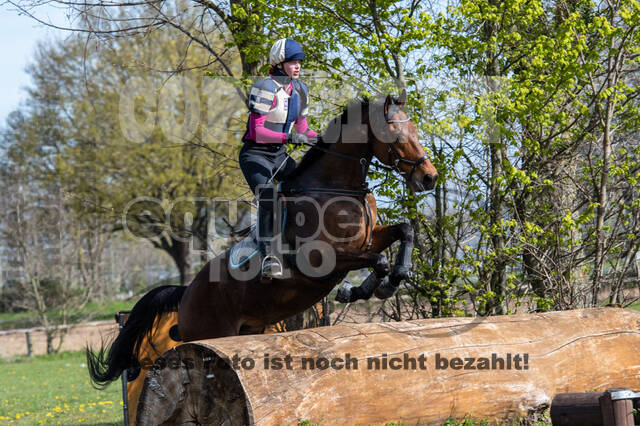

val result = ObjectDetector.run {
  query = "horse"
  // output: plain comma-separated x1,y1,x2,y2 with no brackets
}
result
86,93,437,423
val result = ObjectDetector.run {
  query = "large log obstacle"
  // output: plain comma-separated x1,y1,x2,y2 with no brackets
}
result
136,308,640,424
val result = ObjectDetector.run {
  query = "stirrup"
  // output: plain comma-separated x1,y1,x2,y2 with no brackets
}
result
261,255,283,279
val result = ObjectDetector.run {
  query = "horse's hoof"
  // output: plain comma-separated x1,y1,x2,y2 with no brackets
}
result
336,282,354,303
374,278,397,299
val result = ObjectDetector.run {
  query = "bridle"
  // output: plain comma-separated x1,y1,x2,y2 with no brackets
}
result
282,105,427,253
286,106,427,196
385,114,428,184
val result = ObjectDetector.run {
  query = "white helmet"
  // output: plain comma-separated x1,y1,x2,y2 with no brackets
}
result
269,38,306,66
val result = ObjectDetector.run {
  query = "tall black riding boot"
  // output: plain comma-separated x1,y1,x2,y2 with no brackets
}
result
257,186,283,279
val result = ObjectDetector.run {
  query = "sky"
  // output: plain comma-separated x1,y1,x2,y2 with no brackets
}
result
0,2,67,124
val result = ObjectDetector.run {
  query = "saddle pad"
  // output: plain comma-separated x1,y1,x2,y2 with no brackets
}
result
229,225,259,269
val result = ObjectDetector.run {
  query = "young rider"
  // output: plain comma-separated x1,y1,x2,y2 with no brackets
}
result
239,38,318,279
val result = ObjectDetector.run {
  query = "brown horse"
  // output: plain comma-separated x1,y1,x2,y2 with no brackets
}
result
86,93,437,421
178,93,437,340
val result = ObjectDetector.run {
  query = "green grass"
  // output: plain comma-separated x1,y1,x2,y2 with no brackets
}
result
629,300,640,311
0,299,136,331
0,350,122,425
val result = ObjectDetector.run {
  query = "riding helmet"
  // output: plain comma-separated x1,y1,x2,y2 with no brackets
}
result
269,38,306,66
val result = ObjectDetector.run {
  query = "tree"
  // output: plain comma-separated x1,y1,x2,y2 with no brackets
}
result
0,111,96,353
15,25,247,285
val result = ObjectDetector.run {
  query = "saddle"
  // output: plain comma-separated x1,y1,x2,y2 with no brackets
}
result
228,208,287,270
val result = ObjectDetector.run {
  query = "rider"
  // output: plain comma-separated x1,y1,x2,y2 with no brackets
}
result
239,38,318,279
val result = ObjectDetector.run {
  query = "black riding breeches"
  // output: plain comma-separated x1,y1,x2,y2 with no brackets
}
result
238,141,296,212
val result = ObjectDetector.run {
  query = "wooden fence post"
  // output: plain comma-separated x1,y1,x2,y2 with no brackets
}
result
116,311,131,426
600,388,638,426
550,392,603,426
25,331,32,357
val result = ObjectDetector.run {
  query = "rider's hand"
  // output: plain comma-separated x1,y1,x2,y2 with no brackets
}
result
309,134,323,145
286,132,309,146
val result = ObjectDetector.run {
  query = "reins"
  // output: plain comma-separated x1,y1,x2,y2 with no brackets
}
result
289,112,425,194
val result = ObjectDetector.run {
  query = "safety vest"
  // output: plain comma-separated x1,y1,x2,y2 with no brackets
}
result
242,76,309,142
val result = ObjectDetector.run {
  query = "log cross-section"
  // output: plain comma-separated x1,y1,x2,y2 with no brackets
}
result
137,308,640,425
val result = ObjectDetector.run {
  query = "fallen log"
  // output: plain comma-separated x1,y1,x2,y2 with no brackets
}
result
136,308,640,425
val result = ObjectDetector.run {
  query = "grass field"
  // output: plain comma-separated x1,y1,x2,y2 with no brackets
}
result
0,299,137,331
0,351,122,425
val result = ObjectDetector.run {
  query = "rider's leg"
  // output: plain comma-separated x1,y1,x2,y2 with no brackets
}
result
238,150,283,279
256,183,283,278
256,150,297,278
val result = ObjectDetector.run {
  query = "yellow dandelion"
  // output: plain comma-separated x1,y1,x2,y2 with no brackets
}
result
98,401,113,405
45,412,54,418
78,419,85,423
53,407,62,413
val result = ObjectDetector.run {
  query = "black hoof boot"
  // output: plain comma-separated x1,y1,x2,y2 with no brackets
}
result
374,277,398,299
336,281,355,303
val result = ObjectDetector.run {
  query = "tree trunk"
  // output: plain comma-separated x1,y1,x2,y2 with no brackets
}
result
483,0,507,315
165,238,192,286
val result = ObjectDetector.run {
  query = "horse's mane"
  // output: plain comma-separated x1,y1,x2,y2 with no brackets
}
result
285,97,372,181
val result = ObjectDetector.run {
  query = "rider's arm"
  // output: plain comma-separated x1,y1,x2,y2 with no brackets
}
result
293,117,318,138
292,81,318,138
249,112,287,144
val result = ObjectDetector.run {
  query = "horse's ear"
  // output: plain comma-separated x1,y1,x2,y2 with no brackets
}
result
384,94,393,116
396,89,407,106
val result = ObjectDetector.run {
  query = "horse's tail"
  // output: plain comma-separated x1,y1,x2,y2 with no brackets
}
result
86,285,186,389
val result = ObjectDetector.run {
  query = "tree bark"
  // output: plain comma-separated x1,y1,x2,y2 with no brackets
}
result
164,238,192,286
483,0,507,315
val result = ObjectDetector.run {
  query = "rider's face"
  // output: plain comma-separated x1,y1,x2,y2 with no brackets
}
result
282,60,301,79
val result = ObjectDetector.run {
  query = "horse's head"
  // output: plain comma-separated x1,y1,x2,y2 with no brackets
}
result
368,93,438,192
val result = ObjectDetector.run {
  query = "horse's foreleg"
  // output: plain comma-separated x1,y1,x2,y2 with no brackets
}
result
372,223,414,299
333,247,390,277
337,223,414,303
332,247,389,303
